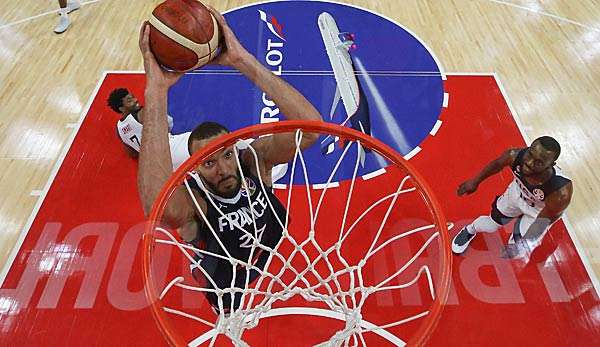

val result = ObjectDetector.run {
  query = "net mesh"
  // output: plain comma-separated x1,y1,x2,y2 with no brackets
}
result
144,124,451,347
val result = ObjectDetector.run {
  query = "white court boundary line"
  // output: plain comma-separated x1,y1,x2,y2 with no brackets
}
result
492,72,600,297
429,120,442,136
96,69,442,76
0,72,107,286
0,0,101,30
187,69,444,76
486,0,600,33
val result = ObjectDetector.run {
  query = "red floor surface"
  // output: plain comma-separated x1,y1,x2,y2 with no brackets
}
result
0,73,598,346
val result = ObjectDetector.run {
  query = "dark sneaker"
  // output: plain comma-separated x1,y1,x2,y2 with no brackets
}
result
452,227,476,254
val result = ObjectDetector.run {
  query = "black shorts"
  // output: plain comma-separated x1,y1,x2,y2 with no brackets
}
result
490,195,519,225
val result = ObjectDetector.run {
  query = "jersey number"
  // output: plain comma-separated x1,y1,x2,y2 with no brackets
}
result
129,135,141,147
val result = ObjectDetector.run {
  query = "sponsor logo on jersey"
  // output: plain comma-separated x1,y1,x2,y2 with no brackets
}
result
514,177,542,207
122,124,131,133
240,177,257,197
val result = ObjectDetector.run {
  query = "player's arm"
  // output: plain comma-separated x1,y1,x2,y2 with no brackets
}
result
136,108,145,123
457,148,520,196
207,8,322,173
135,109,174,133
523,182,573,240
137,22,203,231
237,53,322,166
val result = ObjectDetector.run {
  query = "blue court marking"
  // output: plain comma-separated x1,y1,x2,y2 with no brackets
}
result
168,0,444,185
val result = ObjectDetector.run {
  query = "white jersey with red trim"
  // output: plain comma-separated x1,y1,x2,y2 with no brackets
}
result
116,113,190,171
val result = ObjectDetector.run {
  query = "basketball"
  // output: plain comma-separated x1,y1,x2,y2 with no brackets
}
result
148,0,220,72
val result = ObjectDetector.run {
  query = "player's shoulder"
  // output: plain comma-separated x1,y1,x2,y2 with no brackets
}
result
117,114,130,127
498,147,523,166
507,147,525,158
121,113,137,123
547,180,573,210
553,164,571,181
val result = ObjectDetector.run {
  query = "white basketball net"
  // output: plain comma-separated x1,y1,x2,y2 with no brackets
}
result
152,130,449,346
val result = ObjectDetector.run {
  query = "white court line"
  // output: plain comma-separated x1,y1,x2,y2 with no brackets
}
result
273,183,287,190
107,69,443,77
445,72,495,76
105,70,143,74
429,120,442,136
442,93,449,108
562,216,600,297
186,71,443,77
403,146,421,160
362,168,386,180
486,0,600,32
0,71,108,286
494,72,600,297
108,69,442,77
0,0,101,30
312,182,340,189
195,69,443,74
492,73,531,143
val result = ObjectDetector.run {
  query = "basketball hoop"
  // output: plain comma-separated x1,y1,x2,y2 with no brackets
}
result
142,120,451,346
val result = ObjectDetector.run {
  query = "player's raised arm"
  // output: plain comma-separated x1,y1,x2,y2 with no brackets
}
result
457,148,520,196
207,7,322,168
137,22,199,229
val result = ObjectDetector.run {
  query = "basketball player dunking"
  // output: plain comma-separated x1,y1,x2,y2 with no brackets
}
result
107,88,191,171
452,136,573,257
137,8,322,311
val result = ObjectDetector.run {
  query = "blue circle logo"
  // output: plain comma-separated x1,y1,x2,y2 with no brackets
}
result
169,0,444,185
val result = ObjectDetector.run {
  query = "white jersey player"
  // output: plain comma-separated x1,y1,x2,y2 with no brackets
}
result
108,88,288,179
108,88,190,171
452,136,573,257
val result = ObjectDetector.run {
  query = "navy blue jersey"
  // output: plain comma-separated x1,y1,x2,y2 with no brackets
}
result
186,164,286,308
188,169,285,258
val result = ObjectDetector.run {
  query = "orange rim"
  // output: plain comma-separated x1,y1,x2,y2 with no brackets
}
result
142,120,452,346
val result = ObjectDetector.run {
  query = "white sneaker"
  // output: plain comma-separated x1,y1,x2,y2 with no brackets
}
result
451,227,476,254
66,1,81,14
54,15,71,34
